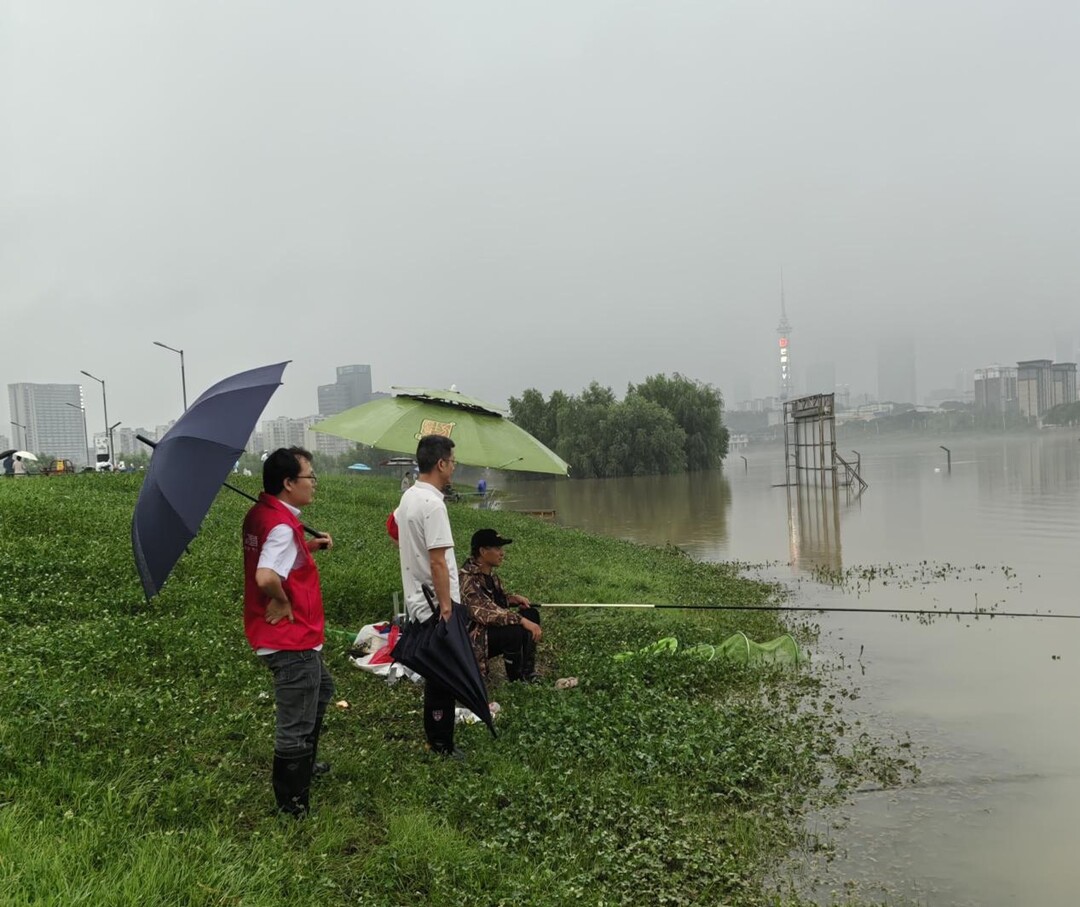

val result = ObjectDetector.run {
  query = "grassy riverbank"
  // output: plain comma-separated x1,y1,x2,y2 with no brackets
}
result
0,474,904,906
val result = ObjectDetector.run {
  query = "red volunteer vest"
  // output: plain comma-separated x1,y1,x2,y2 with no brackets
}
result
242,493,325,651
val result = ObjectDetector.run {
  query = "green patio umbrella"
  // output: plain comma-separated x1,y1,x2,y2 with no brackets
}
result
312,387,570,476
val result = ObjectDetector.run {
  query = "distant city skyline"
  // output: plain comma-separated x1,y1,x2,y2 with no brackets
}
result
9,324,1080,454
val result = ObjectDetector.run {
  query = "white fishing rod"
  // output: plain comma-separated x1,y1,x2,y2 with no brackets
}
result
540,603,1080,620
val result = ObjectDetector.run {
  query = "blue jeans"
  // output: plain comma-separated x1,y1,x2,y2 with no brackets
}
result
259,649,335,757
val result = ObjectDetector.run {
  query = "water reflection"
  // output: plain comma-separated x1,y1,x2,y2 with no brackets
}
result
501,470,732,553
787,482,843,574
976,434,1080,497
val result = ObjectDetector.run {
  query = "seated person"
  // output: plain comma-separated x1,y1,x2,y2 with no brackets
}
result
460,528,542,683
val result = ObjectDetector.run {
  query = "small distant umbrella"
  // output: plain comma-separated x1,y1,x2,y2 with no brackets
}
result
391,585,496,737
346,463,372,472
379,457,417,468
132,361,292,599
12,451,38,461
313,387,569,476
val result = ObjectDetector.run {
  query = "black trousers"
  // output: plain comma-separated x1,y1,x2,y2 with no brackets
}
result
487,606,540,680
423,677,457,751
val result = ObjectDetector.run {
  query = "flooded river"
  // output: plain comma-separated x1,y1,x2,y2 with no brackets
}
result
499,433,1080,906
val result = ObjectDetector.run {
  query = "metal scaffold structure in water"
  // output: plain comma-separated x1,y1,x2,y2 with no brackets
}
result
782,393,867,492
782,393,866,574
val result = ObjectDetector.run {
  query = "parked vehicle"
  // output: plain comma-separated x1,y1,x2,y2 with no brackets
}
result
41,458,76,476
93,440,112,472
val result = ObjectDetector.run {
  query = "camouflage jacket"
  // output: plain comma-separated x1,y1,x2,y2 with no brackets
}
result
460,556,522,678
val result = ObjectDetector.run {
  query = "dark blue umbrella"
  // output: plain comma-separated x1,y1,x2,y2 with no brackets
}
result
132,361,291,599
391,586,496,737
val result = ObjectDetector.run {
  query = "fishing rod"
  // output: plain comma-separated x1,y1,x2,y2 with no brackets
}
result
541,603,1080,620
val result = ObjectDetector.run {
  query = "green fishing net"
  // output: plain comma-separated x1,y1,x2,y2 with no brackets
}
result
615,632,803,665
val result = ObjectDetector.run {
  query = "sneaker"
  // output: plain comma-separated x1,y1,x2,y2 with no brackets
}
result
312,761,331,776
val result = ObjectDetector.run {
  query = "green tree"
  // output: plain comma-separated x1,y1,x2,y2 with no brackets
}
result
632,373,729,469
1044,402,1080,426
511,379,714,478
556,384,617,478
600,396,687,477
508,388,557,448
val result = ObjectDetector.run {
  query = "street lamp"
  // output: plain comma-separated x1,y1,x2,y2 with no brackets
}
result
80,370,112,468
9,421,27,450
64,402,90,468
153,341,187,411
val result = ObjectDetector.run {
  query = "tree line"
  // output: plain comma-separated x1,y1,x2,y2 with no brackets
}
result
509,373,729,478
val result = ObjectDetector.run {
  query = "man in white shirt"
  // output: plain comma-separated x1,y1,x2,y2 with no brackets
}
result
394,434,462,757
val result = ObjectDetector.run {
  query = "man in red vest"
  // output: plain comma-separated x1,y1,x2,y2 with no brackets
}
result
242,447,334,816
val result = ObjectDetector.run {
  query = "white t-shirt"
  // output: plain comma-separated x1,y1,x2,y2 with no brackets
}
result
258,508,305,578
395,480,460,622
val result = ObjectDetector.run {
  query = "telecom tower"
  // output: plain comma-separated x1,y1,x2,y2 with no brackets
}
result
777,276,792,400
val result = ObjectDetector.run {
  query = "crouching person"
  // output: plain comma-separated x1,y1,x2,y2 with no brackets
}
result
460,529,542,683
242,447,334,816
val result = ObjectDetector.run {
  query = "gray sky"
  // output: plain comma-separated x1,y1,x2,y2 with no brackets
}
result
3,0,1079,435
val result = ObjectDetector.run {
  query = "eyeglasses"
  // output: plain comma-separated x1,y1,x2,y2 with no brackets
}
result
295,473,318,482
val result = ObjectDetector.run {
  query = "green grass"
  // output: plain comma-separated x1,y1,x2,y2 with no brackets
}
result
0,474,909,906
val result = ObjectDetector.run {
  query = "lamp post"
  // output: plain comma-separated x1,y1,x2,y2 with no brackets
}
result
64,402,90,468
80,370,112,468
153,341,187,411
9,421,27,450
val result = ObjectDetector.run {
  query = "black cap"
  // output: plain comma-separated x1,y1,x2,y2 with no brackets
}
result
471,528,513,554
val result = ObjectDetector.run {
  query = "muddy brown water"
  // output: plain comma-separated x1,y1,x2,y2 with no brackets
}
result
498,433,1080,906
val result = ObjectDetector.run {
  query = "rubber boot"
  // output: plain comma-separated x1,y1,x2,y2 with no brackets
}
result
272,749,313,817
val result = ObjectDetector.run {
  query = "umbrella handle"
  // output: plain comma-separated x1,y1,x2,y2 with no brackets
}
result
137,433,326,538
421,584,440,617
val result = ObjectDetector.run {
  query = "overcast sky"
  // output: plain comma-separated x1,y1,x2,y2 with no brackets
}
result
3,1,1079,435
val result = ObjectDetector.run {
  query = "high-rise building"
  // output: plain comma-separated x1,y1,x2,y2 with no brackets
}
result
7,383,88,465
113,426,149,457
318,364,373,416
262,416,310,451
974,366,1019,417
1050,362,1077,409
1016,359,1053,419
877,339,917,405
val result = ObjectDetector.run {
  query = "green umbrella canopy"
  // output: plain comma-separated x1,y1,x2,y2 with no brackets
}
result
313,387,570,476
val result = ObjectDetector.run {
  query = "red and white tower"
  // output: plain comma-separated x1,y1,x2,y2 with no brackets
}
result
777,276,792,400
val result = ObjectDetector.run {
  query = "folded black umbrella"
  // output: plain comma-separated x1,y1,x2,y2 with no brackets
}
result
391,586,496,737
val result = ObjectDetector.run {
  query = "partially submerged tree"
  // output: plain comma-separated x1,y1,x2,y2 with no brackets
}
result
509,374,723,478
631,373,729,469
